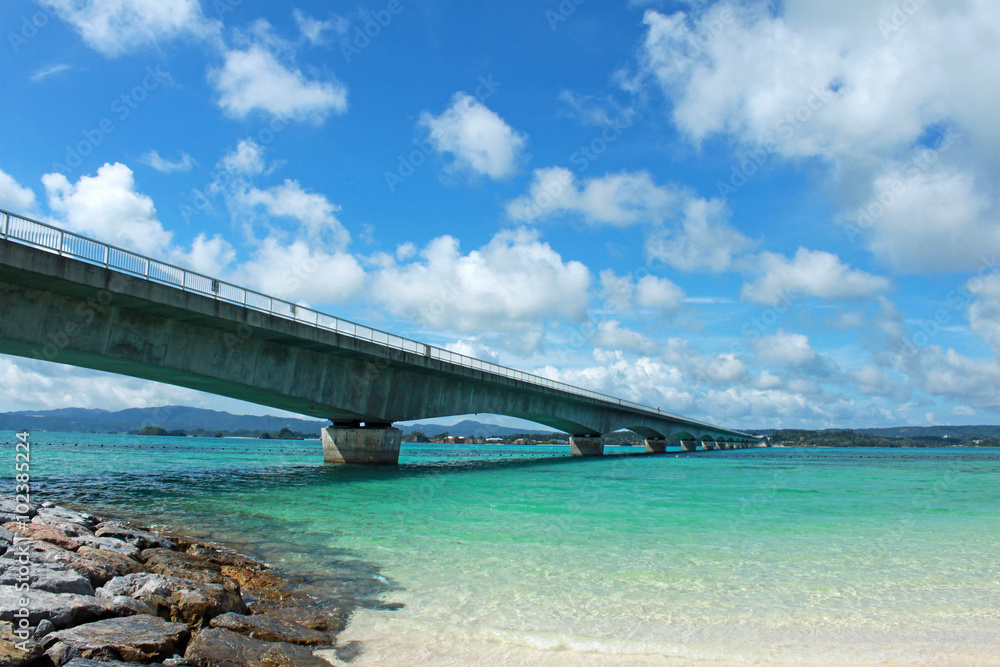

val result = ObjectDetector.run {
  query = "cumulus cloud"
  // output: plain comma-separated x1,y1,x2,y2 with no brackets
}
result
857,165,999,273
591,321,657,354
445,338,501,364
0,168,37,212
507,168,679,225
167,233,235,277
221,139,267,176
910,347,1000,409
638,1,1000,275
140,150,196,174
851,365,902,398
209,24,348,123
40,0,216,56
741,248,890,304
293,9,347,46
635,275,684,311
966,272,1000,356
42,162,172,255
242,179,350,248
754,330,817,366
370,228,591,333
42,162,237,275
645,196,754,272
537,349,693,410
419,93,526,179
233,238,363,304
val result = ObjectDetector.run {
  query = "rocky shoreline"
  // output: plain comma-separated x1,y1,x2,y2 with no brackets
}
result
0,495,360,666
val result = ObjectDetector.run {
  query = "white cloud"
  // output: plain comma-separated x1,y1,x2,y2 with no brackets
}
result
645,197,754,272
911,347,1000,409
221,139,266,176
851,365,899,397
293,9,346,46
591,321,657,355
858,165,999,273
445,338,501,364
598,269,634,315
209,35,347,123
40,0,216,57
537,349,693,410
754,330,817,366
741,248,890,305
42,161,238,275
30,64,73,82
167,233,235,277
507,168,679,225
140,150,196,174
233,238,364,304
638,1,1000,276
242,179,350,248
419,93,527,179
635,275,684,311
370,228,591,332
702,385,850,426
704,352,748,383
967,272,1000,356
0,168,37,212
42,162,172,256
953,405,975,417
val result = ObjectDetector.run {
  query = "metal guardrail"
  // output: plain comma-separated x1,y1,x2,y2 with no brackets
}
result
0,208,750,436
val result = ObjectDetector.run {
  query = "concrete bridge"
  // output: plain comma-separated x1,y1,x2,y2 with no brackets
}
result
0,209,764,463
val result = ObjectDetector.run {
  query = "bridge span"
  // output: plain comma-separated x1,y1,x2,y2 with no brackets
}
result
0,209,764,463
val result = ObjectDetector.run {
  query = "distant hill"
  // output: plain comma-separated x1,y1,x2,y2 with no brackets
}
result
0,407,556,438
855,425,1000,438
747,425,1000,438
0,406,326,435
399,420,557,437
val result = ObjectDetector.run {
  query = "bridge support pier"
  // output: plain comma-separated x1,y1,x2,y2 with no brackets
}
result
570,436,604,457
644,438,666,454
322,425,402,464
680,440,698,452
702,441,717,451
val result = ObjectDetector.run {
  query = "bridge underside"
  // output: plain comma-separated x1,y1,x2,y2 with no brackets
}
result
0,240,763,463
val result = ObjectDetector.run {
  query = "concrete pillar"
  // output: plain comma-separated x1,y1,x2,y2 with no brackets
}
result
322,426,402,464
702,440,716,451
570,436,604,457
680,440,698,452
644,438,666,454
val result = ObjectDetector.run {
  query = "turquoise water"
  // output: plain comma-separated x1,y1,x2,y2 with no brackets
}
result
5,431,1000,664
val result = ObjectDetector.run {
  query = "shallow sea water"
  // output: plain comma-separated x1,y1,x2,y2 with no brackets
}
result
7,431,999,665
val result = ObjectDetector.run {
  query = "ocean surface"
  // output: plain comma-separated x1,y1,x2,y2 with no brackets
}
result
5,431,999,665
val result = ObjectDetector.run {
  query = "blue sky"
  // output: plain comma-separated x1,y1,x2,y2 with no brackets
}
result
1,0,998,429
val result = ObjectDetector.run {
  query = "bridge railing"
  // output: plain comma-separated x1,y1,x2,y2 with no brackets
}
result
0,208,746,436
